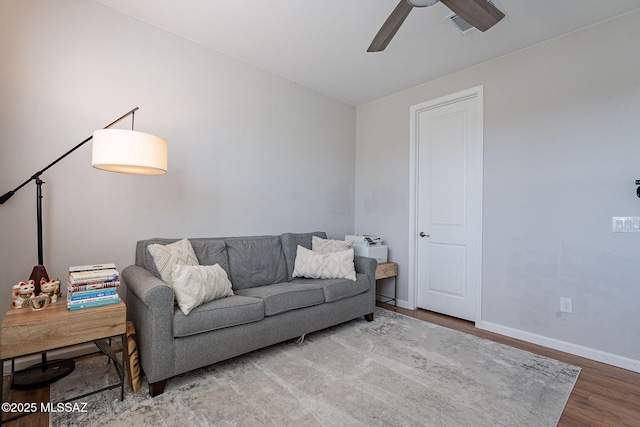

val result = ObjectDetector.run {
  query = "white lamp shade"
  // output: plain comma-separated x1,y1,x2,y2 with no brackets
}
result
92,129,168,175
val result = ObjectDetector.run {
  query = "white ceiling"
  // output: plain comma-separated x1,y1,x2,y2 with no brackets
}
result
96,0,640,106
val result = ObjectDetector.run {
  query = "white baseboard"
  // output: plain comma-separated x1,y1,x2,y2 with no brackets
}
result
479,321,640,373
395,299,412,310
377,300,640,373
375,297,411,310
2,343,97,376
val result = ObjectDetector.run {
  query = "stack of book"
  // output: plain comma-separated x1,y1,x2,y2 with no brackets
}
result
67,263,121,310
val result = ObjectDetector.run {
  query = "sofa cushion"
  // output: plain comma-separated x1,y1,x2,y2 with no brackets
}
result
292,246,357,281
235,282,325,316
138,238,229,278
289,274,370,303
173,295,264,337
171,264,234,315
280,232,327,280
225,236,288,290
138,238,173,276
190,240,229,276
147,238,199,288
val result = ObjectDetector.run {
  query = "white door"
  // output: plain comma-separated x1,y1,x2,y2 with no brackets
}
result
410,87,483,322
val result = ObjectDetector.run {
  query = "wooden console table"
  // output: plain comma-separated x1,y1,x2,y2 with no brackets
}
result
0,301,127,424
375,262,398,309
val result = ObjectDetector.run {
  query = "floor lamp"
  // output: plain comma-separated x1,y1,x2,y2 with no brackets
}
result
0,107,167,388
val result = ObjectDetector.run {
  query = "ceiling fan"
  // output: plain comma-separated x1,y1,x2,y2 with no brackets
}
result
368,0,505,52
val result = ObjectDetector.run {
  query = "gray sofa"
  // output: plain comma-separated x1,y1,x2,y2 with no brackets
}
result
122,231,377,396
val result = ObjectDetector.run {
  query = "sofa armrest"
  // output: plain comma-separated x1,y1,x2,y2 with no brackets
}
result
121,265,176,384
354,255,377,318
354,255,377,291
123,265,173,308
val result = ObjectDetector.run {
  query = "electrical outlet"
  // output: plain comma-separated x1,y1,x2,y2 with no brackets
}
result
560,297,573,313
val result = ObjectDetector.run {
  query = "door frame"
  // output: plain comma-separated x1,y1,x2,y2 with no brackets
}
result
408,85,484,326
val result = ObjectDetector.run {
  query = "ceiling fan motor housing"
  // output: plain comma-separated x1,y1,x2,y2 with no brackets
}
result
407,0,439,7
369,0,504,52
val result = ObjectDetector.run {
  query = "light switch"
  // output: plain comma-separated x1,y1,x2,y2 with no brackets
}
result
612,217,640,233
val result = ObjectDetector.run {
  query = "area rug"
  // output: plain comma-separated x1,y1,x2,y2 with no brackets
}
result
50,308,580,426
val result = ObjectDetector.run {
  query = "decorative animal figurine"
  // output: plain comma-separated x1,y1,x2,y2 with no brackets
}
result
28,295,50,311
40,278,60,303
12,280,36,309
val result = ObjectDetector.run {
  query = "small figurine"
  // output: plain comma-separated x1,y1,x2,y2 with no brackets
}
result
28,295,50,311
40,278,60,303
12,280,36,309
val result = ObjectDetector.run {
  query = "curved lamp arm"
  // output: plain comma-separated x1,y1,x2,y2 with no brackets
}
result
0,107,140,205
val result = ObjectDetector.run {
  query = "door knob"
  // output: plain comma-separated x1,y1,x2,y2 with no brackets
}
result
419,232,430,238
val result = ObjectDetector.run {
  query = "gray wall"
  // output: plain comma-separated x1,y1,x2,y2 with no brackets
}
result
2,0,638,371
355,10,640,369
0,0,356,317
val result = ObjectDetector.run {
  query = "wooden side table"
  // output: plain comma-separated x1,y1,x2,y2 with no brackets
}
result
375,261,398,309
0,301,127,424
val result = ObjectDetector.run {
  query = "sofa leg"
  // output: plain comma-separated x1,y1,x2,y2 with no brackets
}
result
149,379,168,397
364,313,374,322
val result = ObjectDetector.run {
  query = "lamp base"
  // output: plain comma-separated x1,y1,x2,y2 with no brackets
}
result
28,265,49,295
11,359,75,390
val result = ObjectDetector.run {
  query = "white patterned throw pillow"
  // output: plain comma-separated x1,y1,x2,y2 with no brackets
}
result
171,264,234,315
293,245,356,281
311,236,353,254
148,238,199,288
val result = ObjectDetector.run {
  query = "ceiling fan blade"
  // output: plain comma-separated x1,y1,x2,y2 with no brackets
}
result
440,0,504,32
368,0,414,52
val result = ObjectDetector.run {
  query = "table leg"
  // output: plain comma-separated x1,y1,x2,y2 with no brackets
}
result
1,360,17,426
393,275,397,310
120,333,125,401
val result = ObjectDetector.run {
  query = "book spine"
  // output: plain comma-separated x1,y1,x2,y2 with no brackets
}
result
68,268,118,280
68,288,118,301
67,297,121,310
68,272,119,284
68,263,116,273
67,277,120,287
67,294,120,306
67,280,120,292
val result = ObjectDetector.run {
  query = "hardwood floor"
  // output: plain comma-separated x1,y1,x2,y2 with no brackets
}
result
3,303,639,426
1,376,48,427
